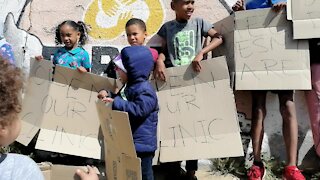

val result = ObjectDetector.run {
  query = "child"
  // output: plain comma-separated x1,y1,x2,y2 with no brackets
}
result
98,46,159,180
305,38,320,157
153,0,223,179
0,59,44,179
105,18,158,79
232,0,305,179
36,20,91,73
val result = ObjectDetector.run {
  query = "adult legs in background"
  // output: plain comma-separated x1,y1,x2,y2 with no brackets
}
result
305,64,320,156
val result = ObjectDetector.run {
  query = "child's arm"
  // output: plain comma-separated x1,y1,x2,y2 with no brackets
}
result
35,55,44,61
232,0,245,11
112,90,157,119
272,1,286,12
192,28,223,72
77,66,88,73
154,38,167,81
78,50,91,73
76,166,99,180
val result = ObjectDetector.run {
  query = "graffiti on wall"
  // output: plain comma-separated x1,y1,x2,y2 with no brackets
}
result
84,0,164,40
0,0,317,167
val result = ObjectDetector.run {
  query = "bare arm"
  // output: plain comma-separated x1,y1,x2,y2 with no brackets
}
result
272,1,286,12
232,0,245,11
76,166,99,180
153,38,167,81
192,28,223,72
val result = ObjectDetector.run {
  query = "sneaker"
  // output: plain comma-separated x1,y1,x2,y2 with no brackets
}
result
282,166,305,180
247,165,265,180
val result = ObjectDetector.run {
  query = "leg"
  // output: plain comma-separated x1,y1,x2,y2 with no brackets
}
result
137,152,154,180
251,91,267,162
305,64,320,157
279,91,305,179
185,160,198,172
278,91,298,166
185,160,198,179
247,91,267,179
162,161,182,180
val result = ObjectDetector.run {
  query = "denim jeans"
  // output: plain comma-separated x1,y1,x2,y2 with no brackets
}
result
137,152,155,180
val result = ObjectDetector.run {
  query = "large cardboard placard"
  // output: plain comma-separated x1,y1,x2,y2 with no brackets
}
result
96,102,141,180
17,59,117,159
153,56,243,162
290,0,320,39
213,8,310,90
17,59,53,145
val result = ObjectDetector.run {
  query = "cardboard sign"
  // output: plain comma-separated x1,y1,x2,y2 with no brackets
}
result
213,8,310,90
18,60,118,159
153,56,243,162
39,162,100,180
36,66,117,159
96,102,142,180
96,101,136,158
290,0,320,39
17,59,53,145
104,144,141,180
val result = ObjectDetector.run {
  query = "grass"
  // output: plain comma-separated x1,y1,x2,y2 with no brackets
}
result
210,155,320,179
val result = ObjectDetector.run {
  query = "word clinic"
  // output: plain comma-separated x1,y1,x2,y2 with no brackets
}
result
161,118,223,148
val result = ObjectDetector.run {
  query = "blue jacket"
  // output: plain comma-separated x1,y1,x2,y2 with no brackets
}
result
246,0,286,10
112,46,159,153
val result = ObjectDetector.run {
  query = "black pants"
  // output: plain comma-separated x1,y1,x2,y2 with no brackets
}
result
162,160,198,174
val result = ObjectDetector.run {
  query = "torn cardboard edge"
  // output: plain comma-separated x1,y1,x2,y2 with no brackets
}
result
38,162,101,180
96,101,142,179
96,101,136,158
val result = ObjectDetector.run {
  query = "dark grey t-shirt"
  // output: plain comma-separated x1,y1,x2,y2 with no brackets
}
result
157,18,213,66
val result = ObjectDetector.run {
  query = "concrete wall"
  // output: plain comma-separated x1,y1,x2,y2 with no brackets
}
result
1,0,317,169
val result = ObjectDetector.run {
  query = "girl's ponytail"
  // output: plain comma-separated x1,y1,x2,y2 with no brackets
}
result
77,21,88,46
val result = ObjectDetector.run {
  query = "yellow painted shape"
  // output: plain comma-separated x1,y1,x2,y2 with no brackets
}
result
84,0,164,40
145,0,164,35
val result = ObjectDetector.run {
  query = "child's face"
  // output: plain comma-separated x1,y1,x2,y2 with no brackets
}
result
59,24,80,50
172,0,195,21
115,67,128,84
0,118,21,147
125,24,147,46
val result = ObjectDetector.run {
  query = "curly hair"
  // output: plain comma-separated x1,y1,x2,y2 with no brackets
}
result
0,59,24,122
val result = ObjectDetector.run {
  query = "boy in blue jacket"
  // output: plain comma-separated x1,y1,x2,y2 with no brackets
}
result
98,46,159,180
